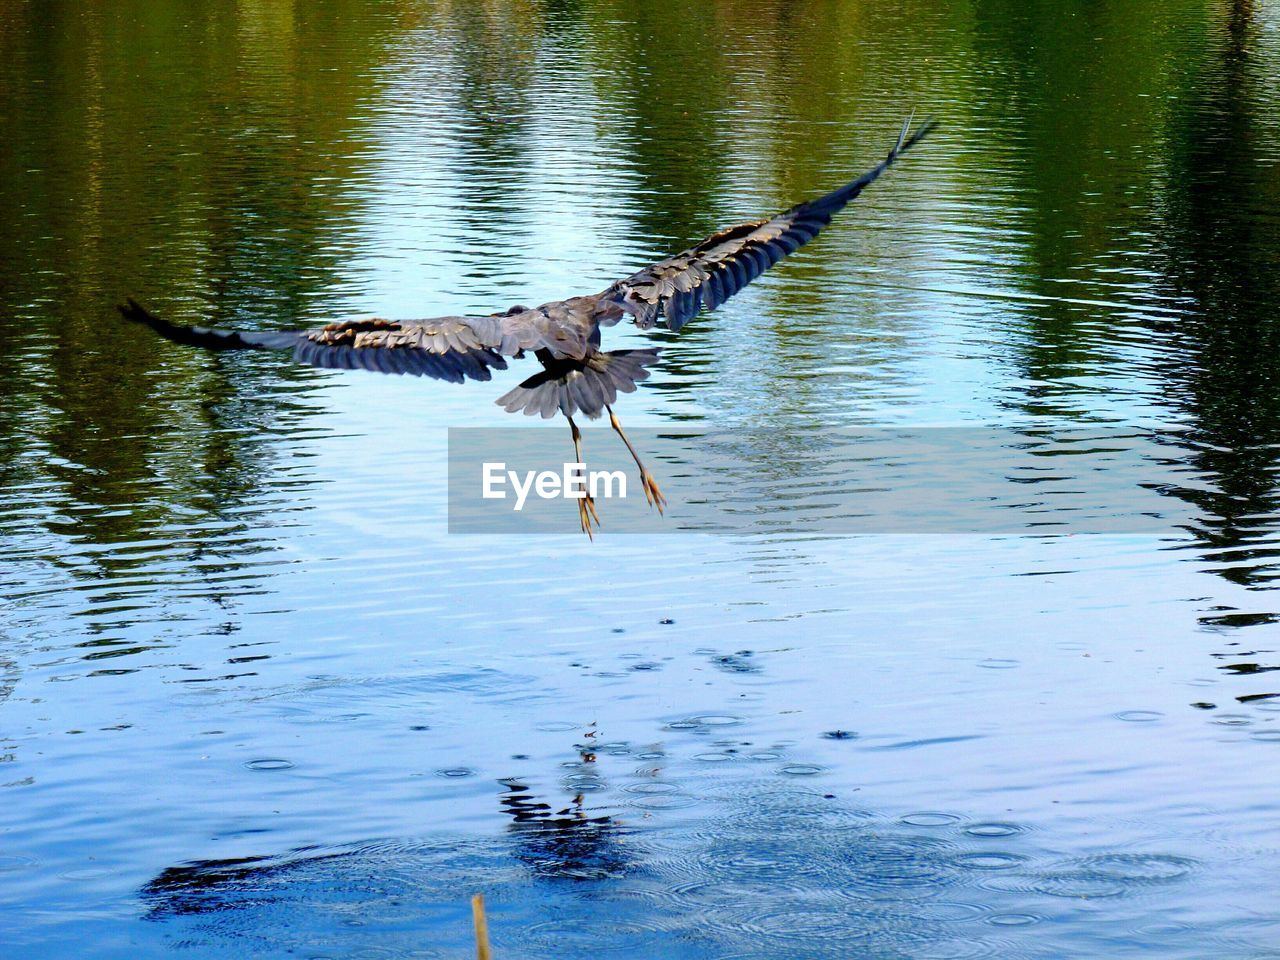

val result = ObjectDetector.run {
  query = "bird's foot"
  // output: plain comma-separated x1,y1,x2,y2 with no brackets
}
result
577,493,601,538
640,471,667,514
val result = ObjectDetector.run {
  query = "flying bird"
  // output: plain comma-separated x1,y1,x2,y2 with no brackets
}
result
121,117,935,536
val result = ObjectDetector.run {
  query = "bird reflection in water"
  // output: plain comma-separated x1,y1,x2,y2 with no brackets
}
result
497,726,631,881
140,734,630,928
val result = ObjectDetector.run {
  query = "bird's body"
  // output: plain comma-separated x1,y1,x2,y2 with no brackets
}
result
121,117,935,535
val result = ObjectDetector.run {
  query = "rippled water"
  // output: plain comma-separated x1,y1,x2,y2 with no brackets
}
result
4,0,1280,957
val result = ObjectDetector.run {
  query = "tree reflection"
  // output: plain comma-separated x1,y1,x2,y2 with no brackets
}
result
966,0,1280,597
0,0,396,584
1151,0,1280,593
4,0,1280,600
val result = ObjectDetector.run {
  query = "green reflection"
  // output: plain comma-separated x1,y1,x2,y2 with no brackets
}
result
2,0,1280,602
0,0,397,571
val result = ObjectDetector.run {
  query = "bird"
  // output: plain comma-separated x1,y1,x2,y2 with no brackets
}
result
120,116,935,537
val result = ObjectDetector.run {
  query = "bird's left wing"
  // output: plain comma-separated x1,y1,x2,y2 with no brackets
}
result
117,299,551,383
601,116,935,332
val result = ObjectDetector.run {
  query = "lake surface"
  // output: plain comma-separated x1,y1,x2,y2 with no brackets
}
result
3,1,1280,956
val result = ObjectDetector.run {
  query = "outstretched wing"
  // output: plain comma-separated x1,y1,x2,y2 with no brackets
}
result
604,116,936,332
117,300,550,383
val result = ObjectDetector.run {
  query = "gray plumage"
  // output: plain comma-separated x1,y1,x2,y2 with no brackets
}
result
119,117,935,420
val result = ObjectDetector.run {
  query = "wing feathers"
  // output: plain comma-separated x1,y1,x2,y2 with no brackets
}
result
607,117,935,333
122,117,934,406
118,300,510,384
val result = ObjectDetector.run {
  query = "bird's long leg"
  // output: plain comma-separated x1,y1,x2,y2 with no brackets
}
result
568,415,600,537
605,404,667,514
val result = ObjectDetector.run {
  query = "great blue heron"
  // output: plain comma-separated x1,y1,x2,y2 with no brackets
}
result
121,117,935,536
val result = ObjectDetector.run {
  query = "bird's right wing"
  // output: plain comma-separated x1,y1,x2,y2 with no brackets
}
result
602,116,936,332
117,299,554,383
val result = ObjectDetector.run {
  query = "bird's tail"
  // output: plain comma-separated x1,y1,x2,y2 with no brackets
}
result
497,349,661,419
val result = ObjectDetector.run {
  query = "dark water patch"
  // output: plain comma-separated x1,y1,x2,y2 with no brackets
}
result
1220,663,1280,675
499,783,631,882
1200,612,1280,629
710,651,761,674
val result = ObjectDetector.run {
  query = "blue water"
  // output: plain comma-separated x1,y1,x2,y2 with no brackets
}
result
4,0,1280,956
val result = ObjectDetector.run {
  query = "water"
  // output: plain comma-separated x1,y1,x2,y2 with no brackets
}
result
3,0,1280,956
